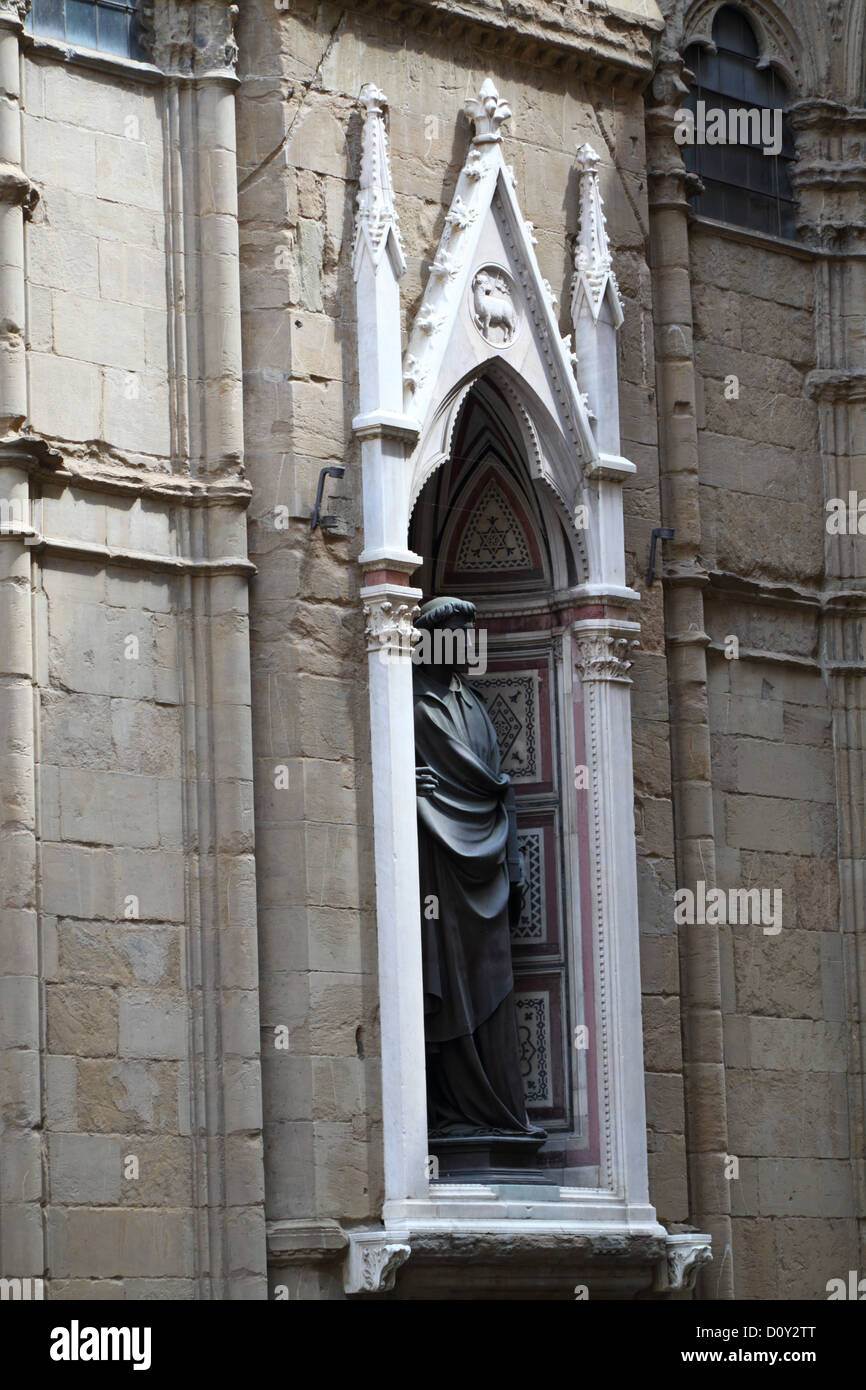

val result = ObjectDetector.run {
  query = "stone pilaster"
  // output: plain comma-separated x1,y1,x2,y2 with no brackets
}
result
139,0,265,1298
794,98,866,1269
573,620,653,1209
140,0,243,475
359,584,428,1215
646,46,733,1300
0,441,42,1283
0,0,36,435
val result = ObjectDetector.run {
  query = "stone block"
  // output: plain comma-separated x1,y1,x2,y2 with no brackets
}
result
102,368,171,458
723,1016,846,1073
29,224,99,298
726,1069,849,1158
95,132,164,212
59,768,160,850
0,975,38,1050
775,1217,859,1300
25,115,96,193
118,1137,193,1207
730,1216,777,1300
110,699,182,777
263,1120,315,1215
29,352,101,442
118,993,187,1060
54,291,144,372
313,1121,374,1221
646,1132,689,1224
757,1159,853,1218
0,907,37,976
644,1071,685,1135
45,1055,77,1131
0,1130,42,1204
732,928,823,1020
48,1134,121,1205
725,794,813,855
641,993,683,1072
47,983,118,1057
63,1208,194,1279
77,1060,178,1134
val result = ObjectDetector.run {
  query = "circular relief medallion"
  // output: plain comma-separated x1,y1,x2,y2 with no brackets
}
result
469,266,519,348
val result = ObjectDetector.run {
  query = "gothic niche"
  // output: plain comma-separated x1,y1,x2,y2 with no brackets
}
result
469,267,519,347
409,378,597,1187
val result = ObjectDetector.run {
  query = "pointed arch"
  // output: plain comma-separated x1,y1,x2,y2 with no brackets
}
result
409,361,592,591
681,0,804,93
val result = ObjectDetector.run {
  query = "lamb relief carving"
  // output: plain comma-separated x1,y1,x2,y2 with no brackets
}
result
470,267,518,347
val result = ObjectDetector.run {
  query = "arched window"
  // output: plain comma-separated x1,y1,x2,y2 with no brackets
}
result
26,0,143,60
684,5,796,238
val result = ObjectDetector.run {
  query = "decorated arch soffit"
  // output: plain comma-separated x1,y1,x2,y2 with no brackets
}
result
400,80,602,528
677,0,803,92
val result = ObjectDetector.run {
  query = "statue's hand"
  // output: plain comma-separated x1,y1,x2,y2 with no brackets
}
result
416,765,439,797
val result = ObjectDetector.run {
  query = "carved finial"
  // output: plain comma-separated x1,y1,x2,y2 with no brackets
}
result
571,142,624,329
466,79,511,144
353,83,407,280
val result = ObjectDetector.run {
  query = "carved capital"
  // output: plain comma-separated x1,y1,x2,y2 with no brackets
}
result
466,78,511,145
138,0,239,78
344,1232,411,1294
0,0,29,24
362,594,421,657
574,630,638,683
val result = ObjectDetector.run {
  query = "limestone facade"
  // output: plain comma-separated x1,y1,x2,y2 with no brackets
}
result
0,0,863,1299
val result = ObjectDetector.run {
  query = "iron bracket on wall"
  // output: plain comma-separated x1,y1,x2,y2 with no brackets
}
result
310,465,346,532
647,526,674,586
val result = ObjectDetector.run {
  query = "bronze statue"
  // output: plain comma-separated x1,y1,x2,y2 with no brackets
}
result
413,596,546,1177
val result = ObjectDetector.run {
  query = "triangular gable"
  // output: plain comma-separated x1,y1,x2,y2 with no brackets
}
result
403,81,599,514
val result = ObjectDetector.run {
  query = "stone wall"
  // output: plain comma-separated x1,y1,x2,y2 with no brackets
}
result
236,0,690,1294
692,221,858,1298
0,15,266,1299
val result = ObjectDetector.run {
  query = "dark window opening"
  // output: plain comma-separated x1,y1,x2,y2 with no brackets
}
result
684,5,797,239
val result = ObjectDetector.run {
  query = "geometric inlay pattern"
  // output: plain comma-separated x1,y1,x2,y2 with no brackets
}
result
471,672,540,783
513,828,545,941
455,479,531,571
515,991,552,1107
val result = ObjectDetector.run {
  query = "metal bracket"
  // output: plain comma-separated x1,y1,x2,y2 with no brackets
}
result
647,526,674,587
310,465,346,532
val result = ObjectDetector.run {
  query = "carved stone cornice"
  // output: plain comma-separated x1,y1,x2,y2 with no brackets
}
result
805,369,866,404
138,0,239,79
574,630,639,683
340,0,662,84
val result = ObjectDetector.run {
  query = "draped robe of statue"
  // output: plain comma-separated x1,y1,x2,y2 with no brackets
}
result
414,664,540,1137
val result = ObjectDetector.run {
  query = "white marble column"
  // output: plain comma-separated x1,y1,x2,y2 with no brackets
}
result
573,619,652,1210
